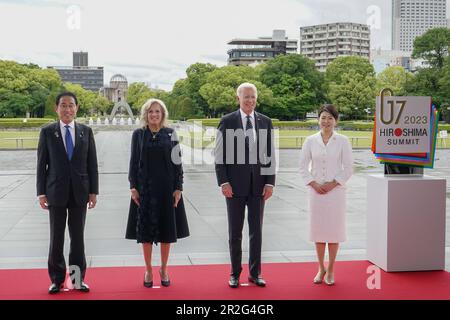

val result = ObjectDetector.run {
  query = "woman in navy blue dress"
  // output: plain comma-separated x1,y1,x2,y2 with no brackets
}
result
126,98,189,288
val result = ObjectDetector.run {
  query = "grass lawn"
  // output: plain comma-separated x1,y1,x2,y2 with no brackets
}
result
1,129,448,150
176,129,374,149
0,131,40,149
176,129,450,149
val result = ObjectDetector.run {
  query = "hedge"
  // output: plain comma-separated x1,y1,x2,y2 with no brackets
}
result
0,119,53,128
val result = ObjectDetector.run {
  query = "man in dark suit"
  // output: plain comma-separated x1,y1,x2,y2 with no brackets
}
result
37,92,98,294
215,83,276,288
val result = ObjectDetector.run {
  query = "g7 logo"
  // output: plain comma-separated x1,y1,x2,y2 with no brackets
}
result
379,88,407,125
380,100,407,125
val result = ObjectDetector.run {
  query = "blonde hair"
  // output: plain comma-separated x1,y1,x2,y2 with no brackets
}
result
140,98,169,128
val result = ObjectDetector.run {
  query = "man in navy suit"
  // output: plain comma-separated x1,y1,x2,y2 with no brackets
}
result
215,83,276,288
36,92,98,294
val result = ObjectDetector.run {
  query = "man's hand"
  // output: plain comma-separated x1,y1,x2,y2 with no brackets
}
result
39,196,49,210
131,188,140,207
88,194,97,209
173,190,182,208
309,181,327,194
262,185,273,201
221,183,233,198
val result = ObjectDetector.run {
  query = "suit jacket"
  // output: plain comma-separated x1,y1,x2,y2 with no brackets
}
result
215,110,276,197
36,121,99,207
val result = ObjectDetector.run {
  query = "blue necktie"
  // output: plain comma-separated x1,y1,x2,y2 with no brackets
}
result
65,125,74,160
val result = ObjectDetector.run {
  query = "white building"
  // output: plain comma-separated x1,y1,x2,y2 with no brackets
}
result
300,22,370,72
227,30,298,66
392,0,448,52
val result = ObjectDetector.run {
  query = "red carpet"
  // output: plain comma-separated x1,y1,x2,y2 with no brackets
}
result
0,261,449,300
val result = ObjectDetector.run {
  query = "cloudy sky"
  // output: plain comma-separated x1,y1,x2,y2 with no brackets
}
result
0,0,449,90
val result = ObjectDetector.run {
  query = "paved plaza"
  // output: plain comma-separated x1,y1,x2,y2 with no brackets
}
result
0,130,449,271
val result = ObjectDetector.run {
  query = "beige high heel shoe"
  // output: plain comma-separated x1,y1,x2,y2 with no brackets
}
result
313,269,327,284
324,272,335,286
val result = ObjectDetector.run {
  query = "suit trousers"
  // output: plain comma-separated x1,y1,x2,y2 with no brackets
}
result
48,183,87,285
226,194,265,278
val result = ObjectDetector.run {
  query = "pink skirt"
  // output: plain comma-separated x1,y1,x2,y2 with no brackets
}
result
308,185,347,243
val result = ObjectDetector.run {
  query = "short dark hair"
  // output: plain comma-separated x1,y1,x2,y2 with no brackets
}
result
56,92,78,106
318,104,339,121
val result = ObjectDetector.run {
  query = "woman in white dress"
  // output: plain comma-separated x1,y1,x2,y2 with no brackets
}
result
299,104,353,286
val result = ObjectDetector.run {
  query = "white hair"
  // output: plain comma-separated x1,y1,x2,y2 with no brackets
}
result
236,82,258,98
140,98,169,128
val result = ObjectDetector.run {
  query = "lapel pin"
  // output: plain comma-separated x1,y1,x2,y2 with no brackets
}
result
54,131,59,138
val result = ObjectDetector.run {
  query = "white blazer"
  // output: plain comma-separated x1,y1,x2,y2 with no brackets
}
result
299,132,353,186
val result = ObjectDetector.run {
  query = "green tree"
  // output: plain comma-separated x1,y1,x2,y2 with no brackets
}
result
325,56,376,119
184,63,217,116
0,90,32,117
439,58,450,112
0,60,63,118
167,79,200,120
328,70,376,120
199,65,273,117
63,83,111,116
376,66,415,96
127,82,151,110
127,82,170,115
259,54,325,119
412,27,450,70
325,56,375,85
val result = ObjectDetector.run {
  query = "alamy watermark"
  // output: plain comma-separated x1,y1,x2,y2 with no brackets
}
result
66,5,81,30
169,121,278,176
366,265,381,290
366,5,381,30
69,264,82,289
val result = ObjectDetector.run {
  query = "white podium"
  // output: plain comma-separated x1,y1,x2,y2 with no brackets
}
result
367,174,446,272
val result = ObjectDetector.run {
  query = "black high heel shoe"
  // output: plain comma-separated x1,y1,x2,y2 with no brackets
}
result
159,269,170,287
143,271,153,288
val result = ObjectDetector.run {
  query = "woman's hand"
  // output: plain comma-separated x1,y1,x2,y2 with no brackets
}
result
321,180,339,193
173,190,182,208
131,188,140,206
309,181,327,194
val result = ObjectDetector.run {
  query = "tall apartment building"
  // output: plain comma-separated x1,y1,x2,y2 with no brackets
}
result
73,51,88,67
227,30,298,66
48,52,104,92
300,22,371,71
392,0,448,52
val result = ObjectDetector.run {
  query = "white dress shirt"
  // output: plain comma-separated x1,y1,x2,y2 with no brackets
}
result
239,109,256,143
299,131,353,186
60,120,76,152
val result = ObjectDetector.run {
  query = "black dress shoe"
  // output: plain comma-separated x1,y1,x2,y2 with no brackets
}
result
248,276,266,287
48,283,63,294
76,281,90,292
228,276,239,288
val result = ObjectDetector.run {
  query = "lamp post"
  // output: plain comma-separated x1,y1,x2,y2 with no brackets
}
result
364,108,371,122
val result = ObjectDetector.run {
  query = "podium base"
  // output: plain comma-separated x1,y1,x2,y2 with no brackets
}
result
366,174,446,272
